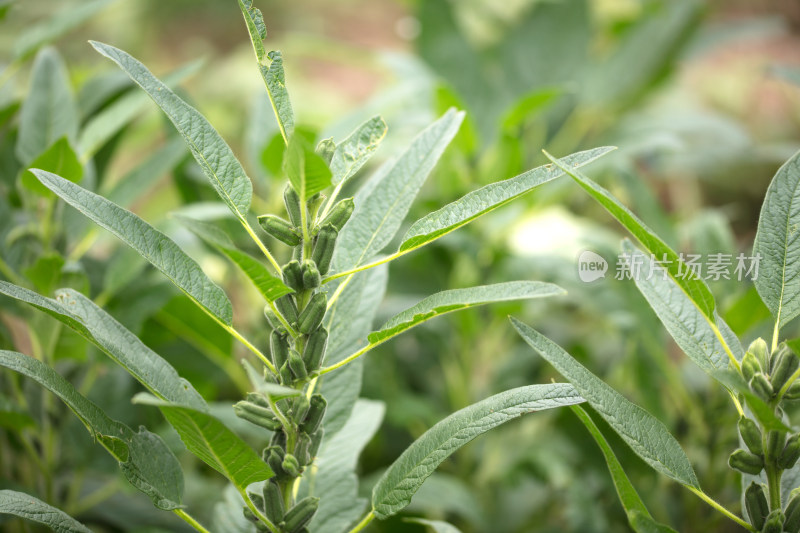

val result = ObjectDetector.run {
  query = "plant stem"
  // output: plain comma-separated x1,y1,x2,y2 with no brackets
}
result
767,465,783,511
318,342,376,375
239,489,280,533
772,320,780,354
347,510,375,533
686,487,755,532
173,509,213,533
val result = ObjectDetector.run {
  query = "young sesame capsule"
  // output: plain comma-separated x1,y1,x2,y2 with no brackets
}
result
275,295,299,325
282,260,304,291
319,198,354,232
297,292,327,334
284,184,304,227
258,214,301,246
311,224,337,275
303,327,328,373
301,260,321,289
282,497,319,533
288,349,308,381
728,449,764,475
745,482,769,531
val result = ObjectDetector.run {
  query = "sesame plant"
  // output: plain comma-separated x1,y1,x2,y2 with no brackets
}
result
0,1,616,532
506,150,800,533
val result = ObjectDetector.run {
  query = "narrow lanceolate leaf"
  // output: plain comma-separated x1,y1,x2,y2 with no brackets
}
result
178,216,292,302
0,490,93,533
544,151,716,321
236,1,294,141
753,149,800,330
16,47,78,164
306,400,385,533
0,282,206,409
78,60,203,159
333,109,464,272
330,116,388,185
33,169,233,325
400,146,615,253
134,394,273,491
284,134,332,201
571,405,663,532
511,318,699,488
371,383,584,519
0,350,184,510
368,281,565,344
623,240,741,373
90,41,254,221
104,137,187,207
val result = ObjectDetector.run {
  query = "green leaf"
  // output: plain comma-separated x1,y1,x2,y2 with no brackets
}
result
368,281,564,344
0,351,184,510
177,216,292,302
544,151,716,321
16,48,78,164
0,282,206,409
333,109,464,272
622,240,741,373
753,149,800,330
22,253,65,295
90,41,254,222
304,399,385,533
12,0,117,60
330,116,388,185
321,266,388,436
371,383,584,519
511,318,700,488
237,0,294,141
0,490,93,533
500,87,562,131
627,510,679,533
400,147,614,253
133,393,273,491
571,405,669,533
21,137,83,197
32,169,233,325
212,486,253,533
78,60,203,159
284,134,332,202
404,518,463,533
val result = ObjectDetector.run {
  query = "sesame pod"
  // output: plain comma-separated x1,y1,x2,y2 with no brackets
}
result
292,395,310,423
265,446,286,479
243,508,258,523
301,260,321,289
767,430,787,464
742,351,763,383
269,429,287,449
282,260,304,292
303,327,328,373
282,453,300,478
729,449,764,475
748,338,770,371
262,480,285,524
271,329,291,369
284,185,304,227
233,402,282,431
282,496,319,533
259,214,302,246
292,243,303,261
295,433,312,466
288,349,308,381
786,381,800,400
780,434,800,469
275,295,299,325
307,194,326,220
316,137,335,165
246,392,271,408
247,489,265,513
319,198,354,232
279,361,293,386
784,489,800,533
762,510,784,533
309,428,324,459
302,394,328,434
739,417,764,456
751,373,774,401
745,482,769,531
264,307,282,330
298,292,327,334
311,224,337,275
771,345,799,391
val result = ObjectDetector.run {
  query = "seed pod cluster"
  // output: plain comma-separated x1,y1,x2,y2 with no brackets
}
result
241,184,346,531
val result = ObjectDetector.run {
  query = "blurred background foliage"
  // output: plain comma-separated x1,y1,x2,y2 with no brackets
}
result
1,0,800,531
